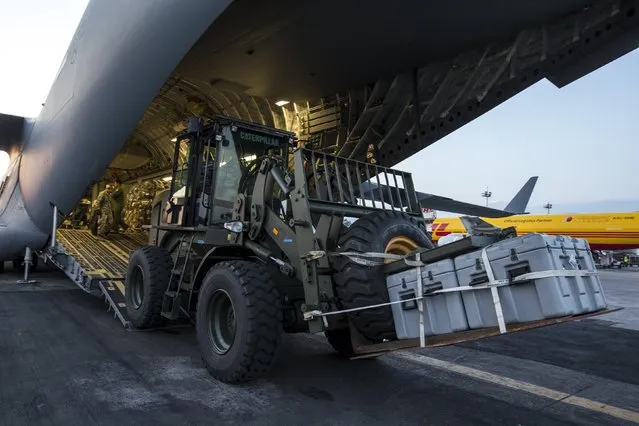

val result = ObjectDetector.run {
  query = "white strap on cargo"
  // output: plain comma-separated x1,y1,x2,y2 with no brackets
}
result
415,254,426,348
303,248,598,346
481,247,506,334
306,250,412,266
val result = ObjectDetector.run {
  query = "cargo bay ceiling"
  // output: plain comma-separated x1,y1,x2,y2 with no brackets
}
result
106,0,639,183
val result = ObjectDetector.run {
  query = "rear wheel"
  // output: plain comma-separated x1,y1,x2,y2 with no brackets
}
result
196,260,282,383
125,245,172,329
325,328,355,358
332,211,433,342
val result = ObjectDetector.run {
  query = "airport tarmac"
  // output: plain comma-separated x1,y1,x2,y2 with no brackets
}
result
1,264,638,426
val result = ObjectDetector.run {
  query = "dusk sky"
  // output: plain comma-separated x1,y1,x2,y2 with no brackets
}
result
1,0,637,215
397,48,639,215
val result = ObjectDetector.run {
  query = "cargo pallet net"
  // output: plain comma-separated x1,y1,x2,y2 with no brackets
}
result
302,248,600,348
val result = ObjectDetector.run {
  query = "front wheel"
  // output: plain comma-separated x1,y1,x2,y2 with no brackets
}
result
196,260,282,383
124,245,172,329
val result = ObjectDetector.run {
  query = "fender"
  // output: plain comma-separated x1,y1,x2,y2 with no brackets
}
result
190,245,258,304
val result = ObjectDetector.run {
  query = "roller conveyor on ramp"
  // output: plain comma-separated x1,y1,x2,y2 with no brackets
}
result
44,229,149,328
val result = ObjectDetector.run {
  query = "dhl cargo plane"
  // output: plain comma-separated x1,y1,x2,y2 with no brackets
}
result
362,175,639,251
432,212,639,251
423,175,639,250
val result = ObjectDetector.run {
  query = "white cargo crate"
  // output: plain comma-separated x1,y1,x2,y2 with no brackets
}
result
383,233,607,340
386,258,469,338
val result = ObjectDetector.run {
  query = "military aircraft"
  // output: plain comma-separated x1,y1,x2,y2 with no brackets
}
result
1,0,638,262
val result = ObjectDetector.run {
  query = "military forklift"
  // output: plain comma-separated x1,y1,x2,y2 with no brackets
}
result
124,115,433,383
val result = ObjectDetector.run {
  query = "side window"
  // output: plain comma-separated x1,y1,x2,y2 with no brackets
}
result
171,138,191,195
211,129,243,222
198,140,216,204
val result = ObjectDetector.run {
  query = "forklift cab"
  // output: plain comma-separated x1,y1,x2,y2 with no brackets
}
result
164,117,292,229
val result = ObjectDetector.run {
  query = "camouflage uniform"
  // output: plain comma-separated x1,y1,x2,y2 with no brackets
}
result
110,180,126,231
70,198,91,228
123,180,162,229
90,185,115,236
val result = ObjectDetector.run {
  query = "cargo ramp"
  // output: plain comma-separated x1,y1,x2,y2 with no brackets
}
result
44,229,149,328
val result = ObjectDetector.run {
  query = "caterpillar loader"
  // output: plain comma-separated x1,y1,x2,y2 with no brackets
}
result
125,115,433,383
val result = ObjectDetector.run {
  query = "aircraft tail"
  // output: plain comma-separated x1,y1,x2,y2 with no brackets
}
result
503,176,538,214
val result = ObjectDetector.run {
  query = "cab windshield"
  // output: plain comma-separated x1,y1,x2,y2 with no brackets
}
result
210,125,286,223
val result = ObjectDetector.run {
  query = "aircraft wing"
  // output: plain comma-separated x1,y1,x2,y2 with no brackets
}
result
415,193,517,218
358,182,517,218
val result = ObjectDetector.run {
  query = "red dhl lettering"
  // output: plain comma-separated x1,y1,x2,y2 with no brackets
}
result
434,223,449,236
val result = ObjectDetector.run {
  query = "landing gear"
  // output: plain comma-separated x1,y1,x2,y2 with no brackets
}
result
15,247,38,284
13,253,38,272
196,260,282,383
124,245,172,329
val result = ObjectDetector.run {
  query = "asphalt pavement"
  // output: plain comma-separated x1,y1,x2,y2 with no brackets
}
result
1,263,638,426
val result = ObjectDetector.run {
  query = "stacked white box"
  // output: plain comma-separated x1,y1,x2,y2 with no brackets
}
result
557,235,607,314
384,233,607,339
453,233,600,329
386,258,469,338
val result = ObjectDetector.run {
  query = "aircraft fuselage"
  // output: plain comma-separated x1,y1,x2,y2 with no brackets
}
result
432,212,639,250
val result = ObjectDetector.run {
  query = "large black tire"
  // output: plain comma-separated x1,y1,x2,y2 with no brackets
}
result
325,328,381,360
125,245,172,329
325,328,355,358
332,211,434,342
196,260,282,383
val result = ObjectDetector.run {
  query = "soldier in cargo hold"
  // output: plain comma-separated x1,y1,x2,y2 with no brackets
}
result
69,198,91,228
90,184,115,237
110,178,127,232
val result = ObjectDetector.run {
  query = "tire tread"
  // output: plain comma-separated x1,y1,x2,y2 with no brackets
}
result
126,245,172,329
332,211,432,342
200,260,282,383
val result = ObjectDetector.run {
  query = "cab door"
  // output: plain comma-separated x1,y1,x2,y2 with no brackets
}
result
167,132,216,227
210,126,244,224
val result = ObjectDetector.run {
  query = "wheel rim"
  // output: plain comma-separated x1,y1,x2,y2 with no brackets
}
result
130,265,145,310
384,236,419,263
208,289,236,355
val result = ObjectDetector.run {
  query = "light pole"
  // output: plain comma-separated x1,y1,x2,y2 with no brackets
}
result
543,202,553,214
481,188,492,206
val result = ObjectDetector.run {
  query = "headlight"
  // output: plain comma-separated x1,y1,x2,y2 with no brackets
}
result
224,221,245,233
